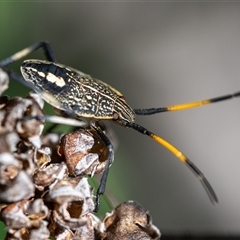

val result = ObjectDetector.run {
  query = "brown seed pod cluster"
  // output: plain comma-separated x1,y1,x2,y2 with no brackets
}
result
0,68,160,239
99,201,160,240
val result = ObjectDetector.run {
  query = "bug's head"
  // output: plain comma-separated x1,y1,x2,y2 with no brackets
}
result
112,96,135,124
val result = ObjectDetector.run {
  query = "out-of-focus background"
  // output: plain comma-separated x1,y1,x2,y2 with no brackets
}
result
1,2,240,237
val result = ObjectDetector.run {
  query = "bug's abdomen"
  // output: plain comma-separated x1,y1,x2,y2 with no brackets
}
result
71,77,118,119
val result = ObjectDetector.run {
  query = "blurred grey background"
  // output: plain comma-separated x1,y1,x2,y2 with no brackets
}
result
1,2,240,235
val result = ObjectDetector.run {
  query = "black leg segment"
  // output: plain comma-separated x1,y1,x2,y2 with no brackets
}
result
91,123,115,212
0,41,56,68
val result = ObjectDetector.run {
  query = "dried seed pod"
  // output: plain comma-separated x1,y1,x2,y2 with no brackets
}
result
52,203,87,230
0,131,35,203
33,163,68,190
14,149,35,177
48,176,95,236
99,201,161,240
0,169,34,203
0,94,44,147
1,199,50,240
0,153,21,185
47,176,94,213
26,220,50,240
35,146,52,168
0,149,34,203
57,129,108,176
0,131,20,153
51,210,100,239
0,200,30,229
41,132,62,163
1,199,48,228
50,227,74,240
74,213,101,240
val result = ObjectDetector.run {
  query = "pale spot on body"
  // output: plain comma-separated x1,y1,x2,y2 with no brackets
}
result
38,71,46,78
86,95,92,100
46,73,66,87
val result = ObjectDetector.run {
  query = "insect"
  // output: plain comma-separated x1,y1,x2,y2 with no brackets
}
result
1,42,239,211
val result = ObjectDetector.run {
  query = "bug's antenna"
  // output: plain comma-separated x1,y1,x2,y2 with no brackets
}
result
134,91,240,115
120,120,218,204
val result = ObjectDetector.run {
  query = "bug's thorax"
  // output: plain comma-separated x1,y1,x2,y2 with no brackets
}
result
21,60,71,92
20,60,135,123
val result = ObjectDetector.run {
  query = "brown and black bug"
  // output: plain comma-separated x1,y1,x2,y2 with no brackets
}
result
1,41,239,211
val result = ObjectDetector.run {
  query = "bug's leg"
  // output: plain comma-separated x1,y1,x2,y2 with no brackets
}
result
21,115,88,128
134,91,240,115
91,123,114,212
120,120,218,204
0,42,57,89
0,41,56,68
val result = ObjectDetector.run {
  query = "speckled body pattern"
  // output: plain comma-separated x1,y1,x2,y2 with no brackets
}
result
21,60,135,122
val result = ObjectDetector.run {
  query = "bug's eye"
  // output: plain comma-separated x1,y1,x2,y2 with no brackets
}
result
119,95,126,101
113,112,119,120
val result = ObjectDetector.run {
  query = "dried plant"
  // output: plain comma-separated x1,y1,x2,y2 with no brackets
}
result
0,68,160,239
